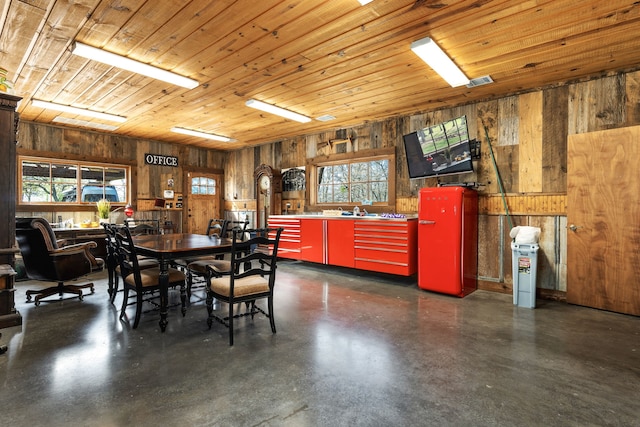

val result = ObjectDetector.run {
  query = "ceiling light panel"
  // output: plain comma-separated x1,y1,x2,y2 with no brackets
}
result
171,127,236,142
245,99,312,123
410,37,469,87
32,99,126,123
71,42,199,89
52,116,120,131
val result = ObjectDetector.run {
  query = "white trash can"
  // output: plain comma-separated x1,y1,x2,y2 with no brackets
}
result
511,242,539,308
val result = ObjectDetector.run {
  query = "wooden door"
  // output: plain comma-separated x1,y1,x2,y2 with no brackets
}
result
185,172,223,234
567,126,640,316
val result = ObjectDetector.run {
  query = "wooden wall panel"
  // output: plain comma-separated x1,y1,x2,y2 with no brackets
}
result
557,215,567,293
492,145,519,194
395,197,417,214
479,194,567,216
136,140,152,199
280,136,307,169
396,116,419,198
498,96,519,146
365,122,383,151
518,91,544,192
626,70,640,125
542,85,569,192
256,141,281,172
380,118,398,149
568,74,626,134
528,216,558,290
227,147,254,200
476,101,499,193
477,215,501,283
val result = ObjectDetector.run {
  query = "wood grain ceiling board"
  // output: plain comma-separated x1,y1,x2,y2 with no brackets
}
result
2,0,640,150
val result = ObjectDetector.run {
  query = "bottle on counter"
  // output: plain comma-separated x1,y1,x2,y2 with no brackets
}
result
353,206,360,216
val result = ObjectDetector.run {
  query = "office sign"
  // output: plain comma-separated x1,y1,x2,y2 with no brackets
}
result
144,153,178,167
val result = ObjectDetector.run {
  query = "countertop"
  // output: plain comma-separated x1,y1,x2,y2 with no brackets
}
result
269,214,417,221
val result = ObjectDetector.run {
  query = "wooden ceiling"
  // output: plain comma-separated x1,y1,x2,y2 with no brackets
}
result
2,0,640,150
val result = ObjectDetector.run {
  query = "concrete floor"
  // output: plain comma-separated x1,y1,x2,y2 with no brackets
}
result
0,260,638,427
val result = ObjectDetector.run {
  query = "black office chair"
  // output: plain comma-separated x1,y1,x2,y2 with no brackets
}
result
15,217,97,305
205,227,283,346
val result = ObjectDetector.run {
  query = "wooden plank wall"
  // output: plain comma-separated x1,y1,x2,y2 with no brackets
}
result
15,70,640,298
16,121,225,228
224,70,640,297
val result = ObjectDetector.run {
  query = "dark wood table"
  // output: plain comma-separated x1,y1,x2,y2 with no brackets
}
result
132,233,232,331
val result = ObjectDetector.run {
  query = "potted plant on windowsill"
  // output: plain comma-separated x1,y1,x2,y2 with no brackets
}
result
96,199,111,224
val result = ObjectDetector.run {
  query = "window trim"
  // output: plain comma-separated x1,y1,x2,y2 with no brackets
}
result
18,155,131,207
307,147,396,211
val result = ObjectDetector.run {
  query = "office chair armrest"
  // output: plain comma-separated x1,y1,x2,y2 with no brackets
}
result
50,244,94,280
50,241,95,256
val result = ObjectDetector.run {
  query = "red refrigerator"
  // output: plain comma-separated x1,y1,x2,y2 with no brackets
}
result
418,186,478,297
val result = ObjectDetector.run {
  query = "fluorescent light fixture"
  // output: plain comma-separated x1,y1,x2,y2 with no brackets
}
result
245,99,312,123
53,116,120,131
410,36,469,87
71,42,199,89
358,0,373,4
171,127,236,142
32,99,126,123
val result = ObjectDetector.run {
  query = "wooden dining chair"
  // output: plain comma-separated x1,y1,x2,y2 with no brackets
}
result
103,224,158,304
124,218,160,235
224,218,249,239
171,218,229,299
205,227,283,346
206,218,229,238
114,226,187,328
186,217,250,279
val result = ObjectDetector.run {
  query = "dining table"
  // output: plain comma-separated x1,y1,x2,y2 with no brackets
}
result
132,233,232,331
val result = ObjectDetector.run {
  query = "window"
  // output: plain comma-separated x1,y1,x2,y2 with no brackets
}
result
190,176,216,195
19,156,129,205
311,149,395,207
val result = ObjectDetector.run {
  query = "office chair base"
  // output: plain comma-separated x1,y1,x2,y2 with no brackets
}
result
26,282,95,306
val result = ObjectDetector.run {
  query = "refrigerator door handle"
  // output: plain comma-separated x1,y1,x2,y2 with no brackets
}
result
419,220,436,225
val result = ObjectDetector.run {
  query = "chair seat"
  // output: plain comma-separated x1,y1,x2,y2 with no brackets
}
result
188,258,231,275
116,258,158,275
209,275,269,298
124,267,186,288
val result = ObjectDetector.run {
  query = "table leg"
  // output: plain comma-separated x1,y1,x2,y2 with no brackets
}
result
158,259,169,332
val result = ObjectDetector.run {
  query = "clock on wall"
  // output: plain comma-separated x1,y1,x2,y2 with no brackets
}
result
259,174,271,192
254,164,282,228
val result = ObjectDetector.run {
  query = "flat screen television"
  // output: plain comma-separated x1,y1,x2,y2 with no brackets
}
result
403,115,474,179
